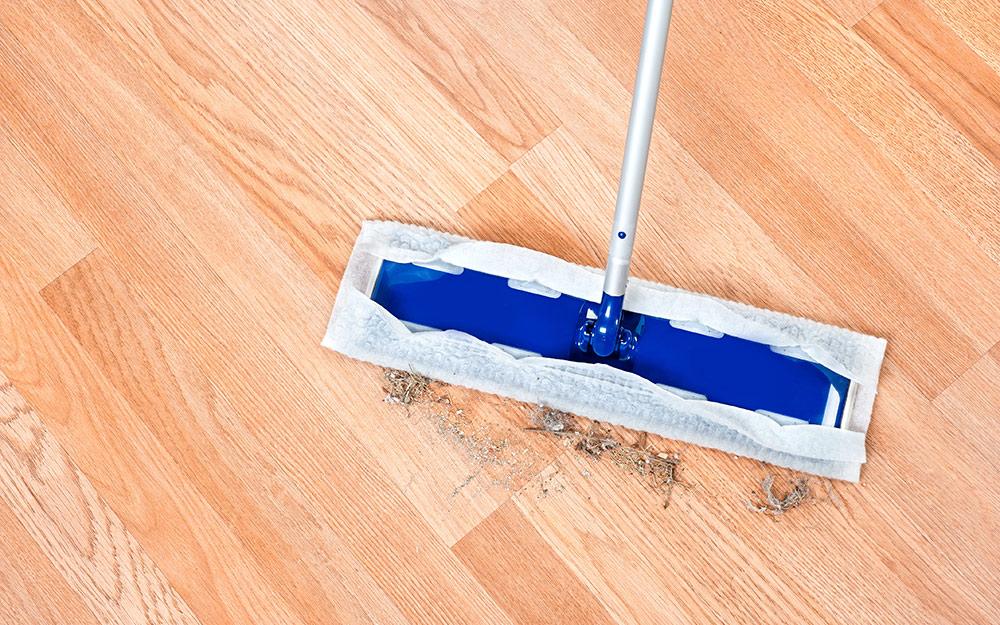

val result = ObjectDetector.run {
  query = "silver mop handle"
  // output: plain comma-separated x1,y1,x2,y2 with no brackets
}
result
601,0,674,297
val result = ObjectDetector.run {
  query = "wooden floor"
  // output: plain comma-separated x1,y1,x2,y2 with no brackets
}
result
1,0,999,622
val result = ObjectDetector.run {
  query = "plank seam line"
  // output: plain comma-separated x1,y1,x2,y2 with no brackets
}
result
848,0,889,29
932,337,1000,402
456,121,565,214
448,455,560,548
36,246,100,294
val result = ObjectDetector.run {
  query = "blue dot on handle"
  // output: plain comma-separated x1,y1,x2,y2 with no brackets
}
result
618,231,627,239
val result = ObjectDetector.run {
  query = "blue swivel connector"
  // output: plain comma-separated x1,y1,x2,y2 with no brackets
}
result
576,292,637,360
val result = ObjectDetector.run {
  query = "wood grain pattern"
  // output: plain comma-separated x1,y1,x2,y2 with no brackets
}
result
508,458,841,624
41,251,410,625
690,3,1000,396
0,502,100,625
505,363,1000,625
0,131,95,290
857,0,1000,171
745,0,1000,276
0,373,201,625
452,501,618,625
822,0,885,28
457,170,594,264
0,253,326,625
0,33,513,618
355,0,560,161
923,0,1000,76
458,4,850,320
933,345,1000,471
2,0,999,622
549,0,1000,398
34,0,506,285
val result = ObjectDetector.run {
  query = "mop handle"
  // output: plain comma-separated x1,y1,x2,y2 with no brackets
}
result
602,0,674,297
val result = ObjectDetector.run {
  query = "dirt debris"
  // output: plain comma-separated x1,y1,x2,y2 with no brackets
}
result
383,368,432,405
528,408,686,508
535,471,566,498
531,406,574,433
380,372,837,516
381,369,540,490
746,476,812,516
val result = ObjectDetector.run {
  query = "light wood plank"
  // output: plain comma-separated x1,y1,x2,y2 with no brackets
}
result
509,458,839,624
0,372,201,625
41,251,411,625
457,170,595,265
508,127,845,315
744,0,1000,280
0,19,514,624
922,1,1000,77
856,0,1000,172
42,247,542,557
0,131,95,290
354,0,560,161
821,0,884,28
1,0,999,621
329,365,563,547
454,4,855,327
452,501,618,625
0,0,560,559
39,0,506,284
0,502,100,625
933,345,1000,471
0,251,359,625
507,360,1000,623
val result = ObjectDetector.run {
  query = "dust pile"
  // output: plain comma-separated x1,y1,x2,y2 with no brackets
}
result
382,369,831,515
746,476,812,515
528,407,685,508
382,369,539,489
383,368,432,405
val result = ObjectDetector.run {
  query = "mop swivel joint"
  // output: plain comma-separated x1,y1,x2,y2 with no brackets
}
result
576,293,637,360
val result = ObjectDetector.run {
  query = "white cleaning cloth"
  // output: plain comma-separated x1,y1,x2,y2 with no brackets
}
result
323,221,887,481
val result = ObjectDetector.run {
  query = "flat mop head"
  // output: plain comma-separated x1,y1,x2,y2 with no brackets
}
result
324,222,887,481
372,261,854,428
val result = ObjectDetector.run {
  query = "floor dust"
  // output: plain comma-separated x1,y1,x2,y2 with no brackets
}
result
746,476,813,515
383,368,432,405
528,407,686,508
382,369,540,490
381,369,832,515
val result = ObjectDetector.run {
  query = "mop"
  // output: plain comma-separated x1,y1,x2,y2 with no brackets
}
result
323,0,886,481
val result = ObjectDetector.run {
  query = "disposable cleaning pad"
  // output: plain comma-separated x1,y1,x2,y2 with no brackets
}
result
324,221,887,481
